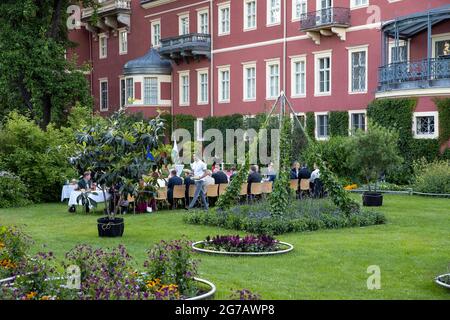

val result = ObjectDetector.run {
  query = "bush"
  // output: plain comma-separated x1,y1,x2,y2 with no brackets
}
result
0,112,76,202
184,199,385,235
413,159,450,194
0,172,30,208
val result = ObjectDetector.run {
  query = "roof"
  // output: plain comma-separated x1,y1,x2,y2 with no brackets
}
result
382,4,450,39
123,48,172,76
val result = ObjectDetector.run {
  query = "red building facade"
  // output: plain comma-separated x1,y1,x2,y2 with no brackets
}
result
69,0,450,141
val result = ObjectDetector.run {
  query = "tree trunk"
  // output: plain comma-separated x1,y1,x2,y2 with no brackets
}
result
42,94,52,130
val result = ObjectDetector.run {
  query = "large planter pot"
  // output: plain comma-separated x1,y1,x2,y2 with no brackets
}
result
362,192,383,207
97,217,124,237
435,274,450,289
192,241,294,256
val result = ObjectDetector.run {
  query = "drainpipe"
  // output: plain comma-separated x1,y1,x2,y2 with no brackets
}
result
210,0,214,117
89,31,94,118
283,0,287,94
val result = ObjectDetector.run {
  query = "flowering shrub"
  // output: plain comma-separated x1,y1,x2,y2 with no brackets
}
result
143,238,199,298
229,289,261,300
202,235,281,253
0,226,33,279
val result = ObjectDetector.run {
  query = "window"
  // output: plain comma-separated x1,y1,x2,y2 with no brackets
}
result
267,0,281,25
266,60,280,99
100,80,108,111
197,10,209,34
315,51,332,95
244,0,257,30
120,79,126,107
389,40,408,63
349,111,366,133
292,0,307,21
151,20,161,47
432,34,450,58
291,56,306,97
316,113,329,139
351,0,368,8
119,30,127,54
243,63,256,101
179,72,190,105
126,78,134,103
144,77,158,105
348,46,368,93
179,14,189,36
413,112,439,139
99,34,107,59
218,4,230,35
218,67,230,103
197,69,209,104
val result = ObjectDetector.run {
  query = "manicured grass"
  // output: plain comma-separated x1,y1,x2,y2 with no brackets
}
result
0,195,449,299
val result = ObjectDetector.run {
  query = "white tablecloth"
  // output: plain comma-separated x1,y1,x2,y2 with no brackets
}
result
61,184,77,202
68,190,111,207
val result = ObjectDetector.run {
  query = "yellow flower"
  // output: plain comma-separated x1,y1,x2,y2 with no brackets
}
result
344,184,358,191
0,242,5,249
26,292,37,300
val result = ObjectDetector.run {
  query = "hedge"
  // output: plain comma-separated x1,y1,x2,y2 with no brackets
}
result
329,111,349,137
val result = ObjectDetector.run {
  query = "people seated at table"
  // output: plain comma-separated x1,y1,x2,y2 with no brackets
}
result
204,170,215,186
77,171,92,191
247,165,262,194
228,167,237,181
290,161,300,180
299,163,311,180
265,162,277,182
167,169,183,209
212,164,229,184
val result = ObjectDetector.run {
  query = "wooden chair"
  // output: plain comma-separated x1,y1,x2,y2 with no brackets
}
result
218,183,228,195
127,194,136,214
188,184,196,198
155,187,168,210
299,179,310,199
261,181,273,198
240,183,249,203
172,185,186,209
250,183,263,202
289,179,299,191
206,184,219,198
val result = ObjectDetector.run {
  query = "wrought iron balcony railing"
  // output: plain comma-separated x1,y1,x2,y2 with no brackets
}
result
300,7,351,31
159,33,211,61
378,57,450,91
82,0,131,20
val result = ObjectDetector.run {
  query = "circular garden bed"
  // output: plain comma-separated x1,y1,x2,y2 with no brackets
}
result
435,274,450,289
192,235,294,256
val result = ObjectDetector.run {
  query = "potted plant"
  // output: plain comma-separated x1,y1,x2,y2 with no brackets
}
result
70,109,165,237
346,122,403,207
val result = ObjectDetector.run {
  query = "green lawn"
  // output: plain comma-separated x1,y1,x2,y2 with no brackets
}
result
0,195,449,300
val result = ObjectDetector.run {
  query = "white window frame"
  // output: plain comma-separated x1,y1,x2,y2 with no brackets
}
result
120,78,126,108
242,62,257,101
291,112,307,129
314,50,332,96
125,77,134,104
197,68,209,105
431,33,450,58
218,2,231,36
119,29,128,55
197,8,209,34
99,34,108,59
178,13,190,36
348,110,367,135
267,0,281,26
266,59,280,100
99,78,108,112
179,71,190,106
151,19,161,48
292,0,307,21
315,112,330,140
143,77,159,106
413,111,439,139
350,0,369,10
388,40,410,64
316,0,333,10
218,65,231,103
347,45,368,94
290,55,307,98
244,0,257,31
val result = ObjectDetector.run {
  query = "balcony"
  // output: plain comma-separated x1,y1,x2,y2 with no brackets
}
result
378,57,450,93
300,7,351,44
81,0,131,36
159,33,211,64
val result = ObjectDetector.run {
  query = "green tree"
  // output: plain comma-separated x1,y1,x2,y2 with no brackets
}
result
346,122,403,192
0,0,97,128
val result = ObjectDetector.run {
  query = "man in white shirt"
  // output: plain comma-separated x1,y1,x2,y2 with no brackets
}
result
309,163,320,183
187,155,209,210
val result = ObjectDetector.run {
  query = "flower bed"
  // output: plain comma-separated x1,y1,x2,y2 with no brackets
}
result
435,274,450,289
184,199,386,235
0,227,215,300
192,235,294,256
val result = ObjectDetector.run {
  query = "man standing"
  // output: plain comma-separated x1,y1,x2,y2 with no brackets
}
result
186,155,209,210
167,169,183,209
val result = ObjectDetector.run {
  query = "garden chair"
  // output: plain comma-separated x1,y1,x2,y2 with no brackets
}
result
299,179,311,199
172,185,186,209
261,181,273,199
155,187,169,210
206,184,219,206
290,179,299,198
250,182,263,202
126,194,136,214
240,183,249,203
218,183,228,195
